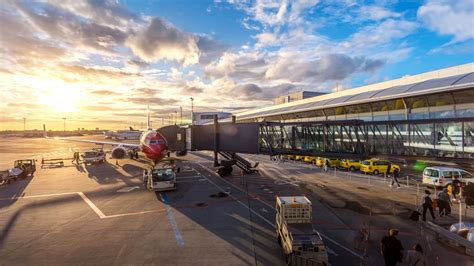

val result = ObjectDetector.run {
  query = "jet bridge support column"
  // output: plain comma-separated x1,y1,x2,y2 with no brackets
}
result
213,115,219,167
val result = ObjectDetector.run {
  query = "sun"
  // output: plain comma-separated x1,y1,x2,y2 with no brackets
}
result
40,90,79,112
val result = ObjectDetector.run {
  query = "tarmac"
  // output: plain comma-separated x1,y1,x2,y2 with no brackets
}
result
0,136,473,265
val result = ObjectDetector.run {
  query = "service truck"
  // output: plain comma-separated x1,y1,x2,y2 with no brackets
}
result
276,196,328,265
143,162,178,191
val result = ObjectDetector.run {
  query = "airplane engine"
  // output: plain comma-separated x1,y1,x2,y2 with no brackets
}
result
111,147,127,158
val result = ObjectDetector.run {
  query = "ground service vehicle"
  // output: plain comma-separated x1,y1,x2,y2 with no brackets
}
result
276,196,328,264
13,159,36,178
422,166,473,188
340,159,362,171
360,159,400,175
143,163,178,191
82,149,106,165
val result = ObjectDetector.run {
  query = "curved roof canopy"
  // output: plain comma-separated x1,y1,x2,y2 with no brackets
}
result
236,72,474,120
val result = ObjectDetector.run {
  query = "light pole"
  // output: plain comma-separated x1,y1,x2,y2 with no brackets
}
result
174,110,177,125
190,97,194,125
23,117,26,132
180,106,183,125
62,117,66,133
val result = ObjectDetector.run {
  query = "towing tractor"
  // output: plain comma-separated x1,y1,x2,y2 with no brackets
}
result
276,196,328,265
13,159,36,178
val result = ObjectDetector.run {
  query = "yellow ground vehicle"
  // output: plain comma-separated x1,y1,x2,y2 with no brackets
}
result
295,155,305,161
315,157,325,167
340,159,362,171
315,157,340,168
360,159,400,175
303,156,317,164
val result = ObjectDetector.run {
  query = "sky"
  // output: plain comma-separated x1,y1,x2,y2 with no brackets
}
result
0,0,473,130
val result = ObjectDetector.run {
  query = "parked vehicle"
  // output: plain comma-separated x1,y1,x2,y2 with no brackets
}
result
303,156,317,164
82,149,106,165
0,159,36,185
340,159,362,171
276,196,328,264
315,157,340,168
143,163,178,191
13,159,36,178
360,159,400,175
294,155,305,161
422,166,473,188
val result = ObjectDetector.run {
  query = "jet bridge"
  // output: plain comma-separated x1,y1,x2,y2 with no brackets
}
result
157,116,474,171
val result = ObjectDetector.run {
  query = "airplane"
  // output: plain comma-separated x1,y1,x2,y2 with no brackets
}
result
44,106,169,163
103,127,142,140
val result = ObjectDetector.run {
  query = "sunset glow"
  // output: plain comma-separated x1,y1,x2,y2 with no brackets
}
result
0,0,472,131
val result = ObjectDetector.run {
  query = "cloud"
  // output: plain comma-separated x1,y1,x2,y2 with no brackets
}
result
418,0,474,42
265,54,385,82
358,5,401,21
90,90,121,96
182,86,205,94
223,82,296,101
126,59,150,69
44,0,138,29
7,102,48,109
126,17,200,65
133,87,161,96
196,35,230,64
80,105,122,111
0,9,68,64
59,65,140,82
126,97,175,105
126,17,227,65
15,1,128,53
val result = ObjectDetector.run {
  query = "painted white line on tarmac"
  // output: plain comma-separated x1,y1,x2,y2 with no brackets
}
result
77,192,106,219
194,160,364,260
0,191,79,201
2,191,162,220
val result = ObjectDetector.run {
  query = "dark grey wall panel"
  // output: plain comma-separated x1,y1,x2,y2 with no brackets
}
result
219,123,259,154
157,125,186,151
190,123,259,154
190,125,214,151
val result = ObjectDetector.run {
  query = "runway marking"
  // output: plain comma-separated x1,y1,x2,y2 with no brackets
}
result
160,193,184,246
1,191,164,220
194,161,364,260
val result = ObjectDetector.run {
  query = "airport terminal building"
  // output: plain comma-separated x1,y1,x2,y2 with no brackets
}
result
222,63,474,160
234,63,474,123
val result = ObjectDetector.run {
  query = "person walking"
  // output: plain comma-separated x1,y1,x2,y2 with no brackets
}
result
422,190,435,222
324,159,329,172
406,243,427,266
452,176,461,202
75,152,81,164
71,152,76,164
390,167,401,189
437,188,451,216
380,229,404,266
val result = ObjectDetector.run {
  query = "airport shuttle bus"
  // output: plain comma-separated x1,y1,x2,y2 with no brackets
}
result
143,164,177,191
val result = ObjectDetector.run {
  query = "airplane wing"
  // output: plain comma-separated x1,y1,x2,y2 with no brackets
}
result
43,125,140,149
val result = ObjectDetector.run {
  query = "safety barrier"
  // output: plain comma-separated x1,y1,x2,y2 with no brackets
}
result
424,221,474,256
